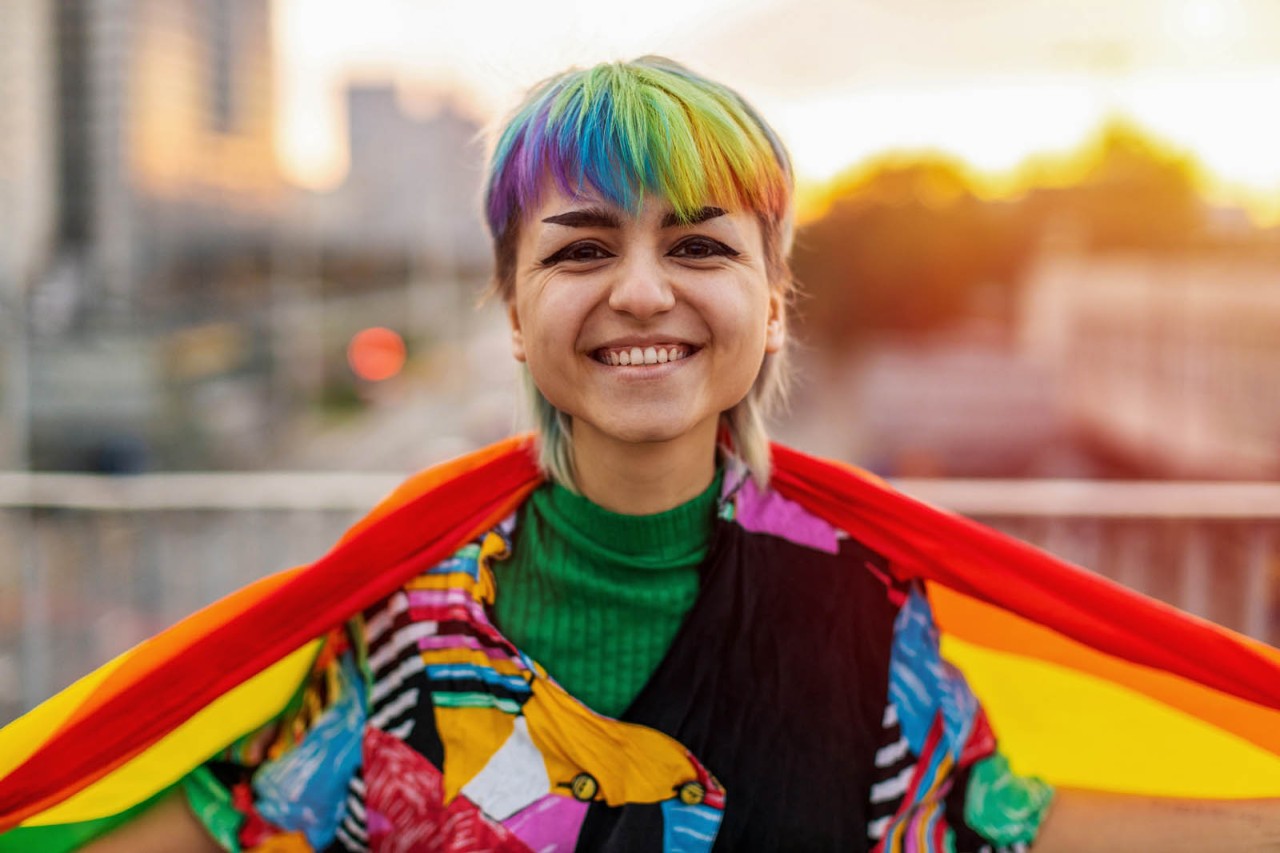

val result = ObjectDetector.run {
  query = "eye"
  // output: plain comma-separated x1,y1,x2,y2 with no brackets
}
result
669,237,739,260
540,241,614,266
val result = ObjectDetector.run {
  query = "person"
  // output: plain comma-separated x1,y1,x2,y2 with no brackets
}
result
9,56,1280,853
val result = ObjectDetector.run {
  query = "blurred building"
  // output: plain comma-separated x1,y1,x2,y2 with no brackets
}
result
0,0,58,297
314,84,489,273
1021,251,1280,479
54,0,282,314
11,0,287,470
777,324,1074,479
0,0,59,467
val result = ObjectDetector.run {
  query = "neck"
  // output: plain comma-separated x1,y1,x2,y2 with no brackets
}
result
569,419,719,515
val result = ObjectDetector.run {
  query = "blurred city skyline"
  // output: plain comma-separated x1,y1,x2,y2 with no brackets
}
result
2,0,1277,479
273,0,1280,223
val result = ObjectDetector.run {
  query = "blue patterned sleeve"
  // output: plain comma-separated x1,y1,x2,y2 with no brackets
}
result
866,584,1054,853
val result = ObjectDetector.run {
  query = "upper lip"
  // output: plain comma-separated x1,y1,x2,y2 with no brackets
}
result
589,336,699,350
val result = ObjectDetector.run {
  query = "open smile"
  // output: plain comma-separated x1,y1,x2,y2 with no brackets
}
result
591,344,699,366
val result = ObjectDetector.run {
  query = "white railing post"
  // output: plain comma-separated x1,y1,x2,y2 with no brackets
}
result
1115,522,1151,598
19,505,50,713
1243,524,1274,643
1181,524,1213,620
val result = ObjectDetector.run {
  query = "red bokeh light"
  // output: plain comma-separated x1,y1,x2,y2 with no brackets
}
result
347,327,407,382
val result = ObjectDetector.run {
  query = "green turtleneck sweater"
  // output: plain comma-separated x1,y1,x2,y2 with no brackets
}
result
491,471,722,718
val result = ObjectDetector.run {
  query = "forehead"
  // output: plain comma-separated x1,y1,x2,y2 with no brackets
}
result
522,177,743,228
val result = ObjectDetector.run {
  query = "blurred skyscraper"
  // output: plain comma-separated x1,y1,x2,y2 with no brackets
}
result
0,0,58,299
1,0,286,470
54,0,282,317
314,84,489,272
0,0,57,469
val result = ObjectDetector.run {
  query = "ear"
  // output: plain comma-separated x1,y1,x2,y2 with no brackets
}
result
764,290,786,354
508,302,527,362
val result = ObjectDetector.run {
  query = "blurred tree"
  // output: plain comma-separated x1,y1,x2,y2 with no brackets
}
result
1022,120,1205,252
791,121,1209,353
792,156,1031,352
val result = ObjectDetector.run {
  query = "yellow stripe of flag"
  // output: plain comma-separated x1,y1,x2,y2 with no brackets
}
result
942,635,1280,798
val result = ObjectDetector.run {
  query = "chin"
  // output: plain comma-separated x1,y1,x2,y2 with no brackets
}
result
598,420,692,445
573,408,708,447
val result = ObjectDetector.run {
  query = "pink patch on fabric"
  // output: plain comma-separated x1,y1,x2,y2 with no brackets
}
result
407,589,490,625
417,633,524,664
366,807,394,837
733,477,841,554
362,727,531,852
501,794,590,852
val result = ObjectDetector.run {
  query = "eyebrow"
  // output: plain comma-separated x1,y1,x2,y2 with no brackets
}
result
540,206,726,229
540,207,623,229
661,206,726,228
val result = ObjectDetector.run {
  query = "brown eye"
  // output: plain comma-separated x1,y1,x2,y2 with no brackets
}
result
541,242,614,265
670,237,738,260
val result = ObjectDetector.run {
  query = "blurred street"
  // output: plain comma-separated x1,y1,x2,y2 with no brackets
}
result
278,299,519,472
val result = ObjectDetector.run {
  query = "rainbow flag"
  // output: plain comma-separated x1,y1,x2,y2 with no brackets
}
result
2,438,1278,850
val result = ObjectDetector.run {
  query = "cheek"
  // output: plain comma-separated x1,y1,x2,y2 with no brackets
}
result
521,295,567,347
709,291,772,348
515,286,591,368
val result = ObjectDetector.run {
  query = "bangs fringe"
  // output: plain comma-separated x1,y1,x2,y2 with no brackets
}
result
486,57,791,242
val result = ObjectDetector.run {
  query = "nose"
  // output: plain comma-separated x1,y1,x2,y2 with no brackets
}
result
607,254,676,320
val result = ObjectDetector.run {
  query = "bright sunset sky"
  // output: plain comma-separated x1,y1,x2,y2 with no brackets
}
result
273,0,1280,220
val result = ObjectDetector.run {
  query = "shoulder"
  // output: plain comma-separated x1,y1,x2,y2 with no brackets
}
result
717,457,912,621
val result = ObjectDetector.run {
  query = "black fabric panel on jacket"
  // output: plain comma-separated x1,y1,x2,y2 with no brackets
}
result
577,520,902,852
388,667,448,766
574,801,666,851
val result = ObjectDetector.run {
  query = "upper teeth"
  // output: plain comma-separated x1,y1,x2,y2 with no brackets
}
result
599,345,689,366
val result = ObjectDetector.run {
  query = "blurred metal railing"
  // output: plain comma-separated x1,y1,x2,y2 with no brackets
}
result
1,473,1277,726
896,478,1280,643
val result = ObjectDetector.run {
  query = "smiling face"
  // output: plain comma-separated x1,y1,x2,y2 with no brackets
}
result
508,181,785,463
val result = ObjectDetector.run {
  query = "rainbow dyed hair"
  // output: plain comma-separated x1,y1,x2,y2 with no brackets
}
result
484,56,796,488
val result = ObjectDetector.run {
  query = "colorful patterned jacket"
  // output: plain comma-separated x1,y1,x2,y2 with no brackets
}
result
183,462,1050,852
2,438,1279,852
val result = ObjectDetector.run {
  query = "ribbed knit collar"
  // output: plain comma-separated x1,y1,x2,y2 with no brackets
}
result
530,468,724,572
